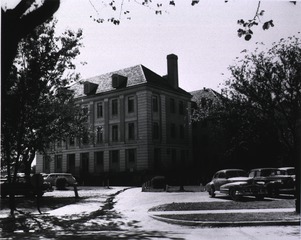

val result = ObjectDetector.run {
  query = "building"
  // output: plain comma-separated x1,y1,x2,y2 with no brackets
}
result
36,54,193,185
190,88,224,183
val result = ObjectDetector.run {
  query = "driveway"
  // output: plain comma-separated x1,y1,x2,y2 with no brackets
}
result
0,186,300,240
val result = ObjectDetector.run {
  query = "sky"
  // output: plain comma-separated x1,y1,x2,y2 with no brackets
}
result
2,0,301,92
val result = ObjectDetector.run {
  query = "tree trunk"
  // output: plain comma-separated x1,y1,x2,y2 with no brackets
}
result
295,108,301,214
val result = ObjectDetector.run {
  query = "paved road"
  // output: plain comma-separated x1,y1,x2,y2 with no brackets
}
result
114,187,301,240
0,186,300,239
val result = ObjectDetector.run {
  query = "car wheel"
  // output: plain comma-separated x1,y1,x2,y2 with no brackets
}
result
255,195,264,200
208,187,215,198
268,186,279,198
229,188,240,201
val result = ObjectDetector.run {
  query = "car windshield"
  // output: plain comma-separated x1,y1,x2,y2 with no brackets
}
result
260,169,281,176
226,170,247,178
282,169,295,175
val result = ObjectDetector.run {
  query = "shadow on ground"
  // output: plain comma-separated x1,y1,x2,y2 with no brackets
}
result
0,189,184,240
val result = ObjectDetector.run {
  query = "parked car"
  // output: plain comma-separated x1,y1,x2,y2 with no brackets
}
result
44,173,77,188
206,169,245,197
205,169,267,201
248,168,295,197
219,180,267,201
1,174,52,198
279,167,295,179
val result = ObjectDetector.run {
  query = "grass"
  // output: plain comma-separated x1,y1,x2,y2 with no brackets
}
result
158,212,300,223
149,198,295,212
149,196,300,225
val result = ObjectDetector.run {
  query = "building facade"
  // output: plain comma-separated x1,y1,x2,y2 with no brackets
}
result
36,54,193,185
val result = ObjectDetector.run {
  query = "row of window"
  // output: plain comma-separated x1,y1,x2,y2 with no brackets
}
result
43,149,137,173
55,122,186,148
152,96,186,115
82,95,187,120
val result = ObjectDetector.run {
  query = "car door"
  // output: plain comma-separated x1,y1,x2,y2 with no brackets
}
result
214,172,228,190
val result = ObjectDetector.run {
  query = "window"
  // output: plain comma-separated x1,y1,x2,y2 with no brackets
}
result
126,149,136,171
170,98,175,113
67,154,75,174
55,155,63,172
128,123,135,140
179,125,184,139
69,137,75,146
82,128,89,145
82,105,89,115
152,96,158,112
153,122,160,140
179,101,185,115
112,99,118,116
43,156,50,173
181,150,186,164
80,152,89,175
57,140,62,148
96,126,103,143
110,150,119,171
95,151,104,173
170,123,176,138
154,148,161,170
128,96,135,113
171,149,176,164
96,102,103,118
112,125,119,142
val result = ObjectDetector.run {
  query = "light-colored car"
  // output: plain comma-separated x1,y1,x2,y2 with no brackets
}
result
44,173,77,187
219,180,266,201
205,169,267,201
205,169,249,197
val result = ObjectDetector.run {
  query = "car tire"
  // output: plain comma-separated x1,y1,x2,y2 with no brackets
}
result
208,187,215,198
229,188,240,201
268,185,279,198
255,195,264,200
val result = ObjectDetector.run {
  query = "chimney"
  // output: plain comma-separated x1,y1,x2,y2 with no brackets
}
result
167,54,178,89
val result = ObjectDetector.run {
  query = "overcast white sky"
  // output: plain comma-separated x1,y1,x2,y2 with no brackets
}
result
3,0,301,92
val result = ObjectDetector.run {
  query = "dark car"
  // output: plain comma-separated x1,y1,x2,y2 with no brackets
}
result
248,168,295,197
1,174,52,198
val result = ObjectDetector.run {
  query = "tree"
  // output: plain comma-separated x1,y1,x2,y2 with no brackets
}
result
1,0,60,82
225,36,301,212
1,19,86,215
193,35,300,212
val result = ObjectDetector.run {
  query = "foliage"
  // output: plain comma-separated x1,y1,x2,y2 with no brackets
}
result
192,35,301,167
88,0,296,41
1,19,86,182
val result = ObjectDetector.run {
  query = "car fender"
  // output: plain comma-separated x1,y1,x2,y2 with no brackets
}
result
220,181,248,189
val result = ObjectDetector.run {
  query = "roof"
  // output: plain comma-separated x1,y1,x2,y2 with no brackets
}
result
72,64,190,98
190,88,222,103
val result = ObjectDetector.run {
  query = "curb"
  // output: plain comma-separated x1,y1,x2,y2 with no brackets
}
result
150,214,301,227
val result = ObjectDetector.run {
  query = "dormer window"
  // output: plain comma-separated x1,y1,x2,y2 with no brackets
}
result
112,74,127,88
84,81,98,95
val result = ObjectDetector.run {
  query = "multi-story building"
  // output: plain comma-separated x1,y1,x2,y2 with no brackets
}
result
36,54,193,185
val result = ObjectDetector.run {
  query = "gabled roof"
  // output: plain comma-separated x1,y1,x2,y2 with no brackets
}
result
72,64,190,98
